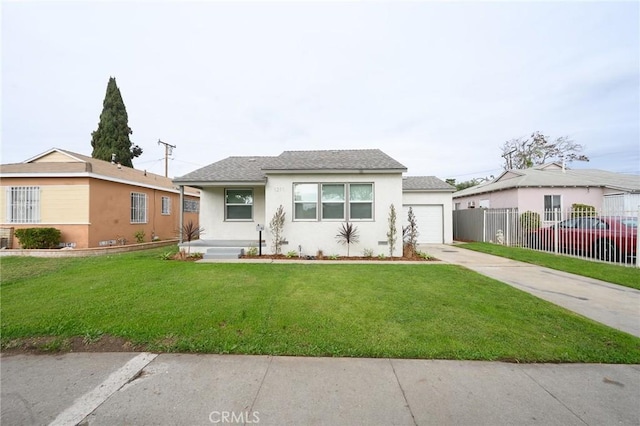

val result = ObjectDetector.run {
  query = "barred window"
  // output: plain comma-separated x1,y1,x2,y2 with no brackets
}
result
131,192,147,223
161,196,171,215
183,199,199,213
8,186,40,223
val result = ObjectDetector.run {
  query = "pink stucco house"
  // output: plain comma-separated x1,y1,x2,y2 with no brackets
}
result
452,163,640,216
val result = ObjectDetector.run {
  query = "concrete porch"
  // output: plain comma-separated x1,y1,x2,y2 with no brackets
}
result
179,239,267,260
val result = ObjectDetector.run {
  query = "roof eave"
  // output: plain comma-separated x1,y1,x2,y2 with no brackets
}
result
173,180,267,188
262,168,407,174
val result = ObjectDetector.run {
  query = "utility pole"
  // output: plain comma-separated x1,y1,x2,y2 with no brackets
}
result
157,139,176,177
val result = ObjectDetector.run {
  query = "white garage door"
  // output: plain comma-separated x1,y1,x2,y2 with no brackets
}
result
402,205,444,244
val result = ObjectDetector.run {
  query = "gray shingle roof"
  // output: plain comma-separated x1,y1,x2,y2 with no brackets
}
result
403,176,455,191
174,156,274,183
174,149,407,184
453,167,640,197
262,149,407,171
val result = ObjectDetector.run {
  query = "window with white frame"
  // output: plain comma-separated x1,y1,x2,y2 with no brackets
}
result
225,189,253,220
183,199,199,213
7,186,40,223
544,194,561,220
294,184,318,220
161,196,171,215
321,184,345,220
349,183,373,220
293,183,374,221
131,192,147,223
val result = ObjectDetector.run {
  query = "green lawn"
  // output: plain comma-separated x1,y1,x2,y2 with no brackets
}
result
1,248,638,362
459,242,640,290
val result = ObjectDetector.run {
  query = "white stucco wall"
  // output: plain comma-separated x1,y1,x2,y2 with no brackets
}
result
264,173,404,257
402,191,453,243
199,186,266,240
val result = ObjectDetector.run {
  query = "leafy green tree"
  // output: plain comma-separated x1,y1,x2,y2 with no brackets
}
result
91,77,142,168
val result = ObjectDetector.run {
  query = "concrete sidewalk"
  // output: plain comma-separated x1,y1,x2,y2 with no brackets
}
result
424,244,640,338
2,352,639,426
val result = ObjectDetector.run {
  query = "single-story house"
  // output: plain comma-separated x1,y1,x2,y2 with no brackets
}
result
173,149,454,257
0,148,200,249
453,163,640,217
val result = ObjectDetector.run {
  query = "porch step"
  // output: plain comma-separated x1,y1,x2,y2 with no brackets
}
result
203,247,245,260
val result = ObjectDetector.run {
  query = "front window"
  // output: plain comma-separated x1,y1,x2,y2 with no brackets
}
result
183,199,199,213
544,195,561,220
161,196,171,215
294,184,318,220
131,192,147,223
8,186,40,223
322,184,345,220
225,189,253,220
349,183,373,220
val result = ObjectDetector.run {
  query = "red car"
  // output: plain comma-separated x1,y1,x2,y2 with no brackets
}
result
528,216,638,262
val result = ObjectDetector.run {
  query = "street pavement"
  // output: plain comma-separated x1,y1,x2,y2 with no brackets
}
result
2,244,639,425
2,352,639,426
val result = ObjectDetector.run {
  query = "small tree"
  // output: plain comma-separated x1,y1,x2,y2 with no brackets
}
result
180,220,204,255
269,205,286,255
404,207,419,257
336,222,359,257
387,204,398,257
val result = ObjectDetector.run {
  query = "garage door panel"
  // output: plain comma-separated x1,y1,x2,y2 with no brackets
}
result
402,205,443,244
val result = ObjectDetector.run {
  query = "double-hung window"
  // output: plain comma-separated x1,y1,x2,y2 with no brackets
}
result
544,195,561,221
131,192,147,223
294,184,318,220
225,189,253,220
294,183,373,221
321,184,345,220
161,196,171,215
349,183,373,220
8,186,40,223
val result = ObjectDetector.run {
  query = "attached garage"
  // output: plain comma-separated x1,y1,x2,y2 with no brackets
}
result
402,176,455,244
402,204,444,244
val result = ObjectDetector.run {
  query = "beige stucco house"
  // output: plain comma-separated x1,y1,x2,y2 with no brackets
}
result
0,148,200,249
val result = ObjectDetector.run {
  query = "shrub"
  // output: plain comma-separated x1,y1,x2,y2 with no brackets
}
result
405,207,419,251
15,228,61,249
520,211,541,231
316,249,324,260
134,230,146,243
363,248,374,258
180,220,204,255
328,254,340,260
286,250,298,258
246,246,259,256
336,222,359,257
571,203,596,218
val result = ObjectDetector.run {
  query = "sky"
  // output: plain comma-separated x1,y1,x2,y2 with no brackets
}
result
2,1,639,182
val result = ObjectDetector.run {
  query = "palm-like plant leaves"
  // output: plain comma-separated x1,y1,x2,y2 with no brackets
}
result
336,222,359,257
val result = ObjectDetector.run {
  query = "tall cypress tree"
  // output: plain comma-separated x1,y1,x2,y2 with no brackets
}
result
91,77,142,168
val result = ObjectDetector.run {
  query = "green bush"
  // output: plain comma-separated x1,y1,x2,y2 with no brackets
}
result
571,203,596,218
520,211,541,231
14,228,62,249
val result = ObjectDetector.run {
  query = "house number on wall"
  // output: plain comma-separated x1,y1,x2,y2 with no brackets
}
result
274,186,285,192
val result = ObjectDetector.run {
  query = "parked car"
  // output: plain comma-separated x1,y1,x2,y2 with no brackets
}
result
527,216,637,262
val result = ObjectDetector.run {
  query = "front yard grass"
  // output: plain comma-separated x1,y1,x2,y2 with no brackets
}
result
1,248,638,362
459,242,640,290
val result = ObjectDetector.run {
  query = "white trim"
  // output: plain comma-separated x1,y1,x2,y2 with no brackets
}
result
0,172,199,197
263,169,405,174
0,222,92,225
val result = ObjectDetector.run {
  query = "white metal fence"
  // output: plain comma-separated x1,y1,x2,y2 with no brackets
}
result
454,208,639,267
